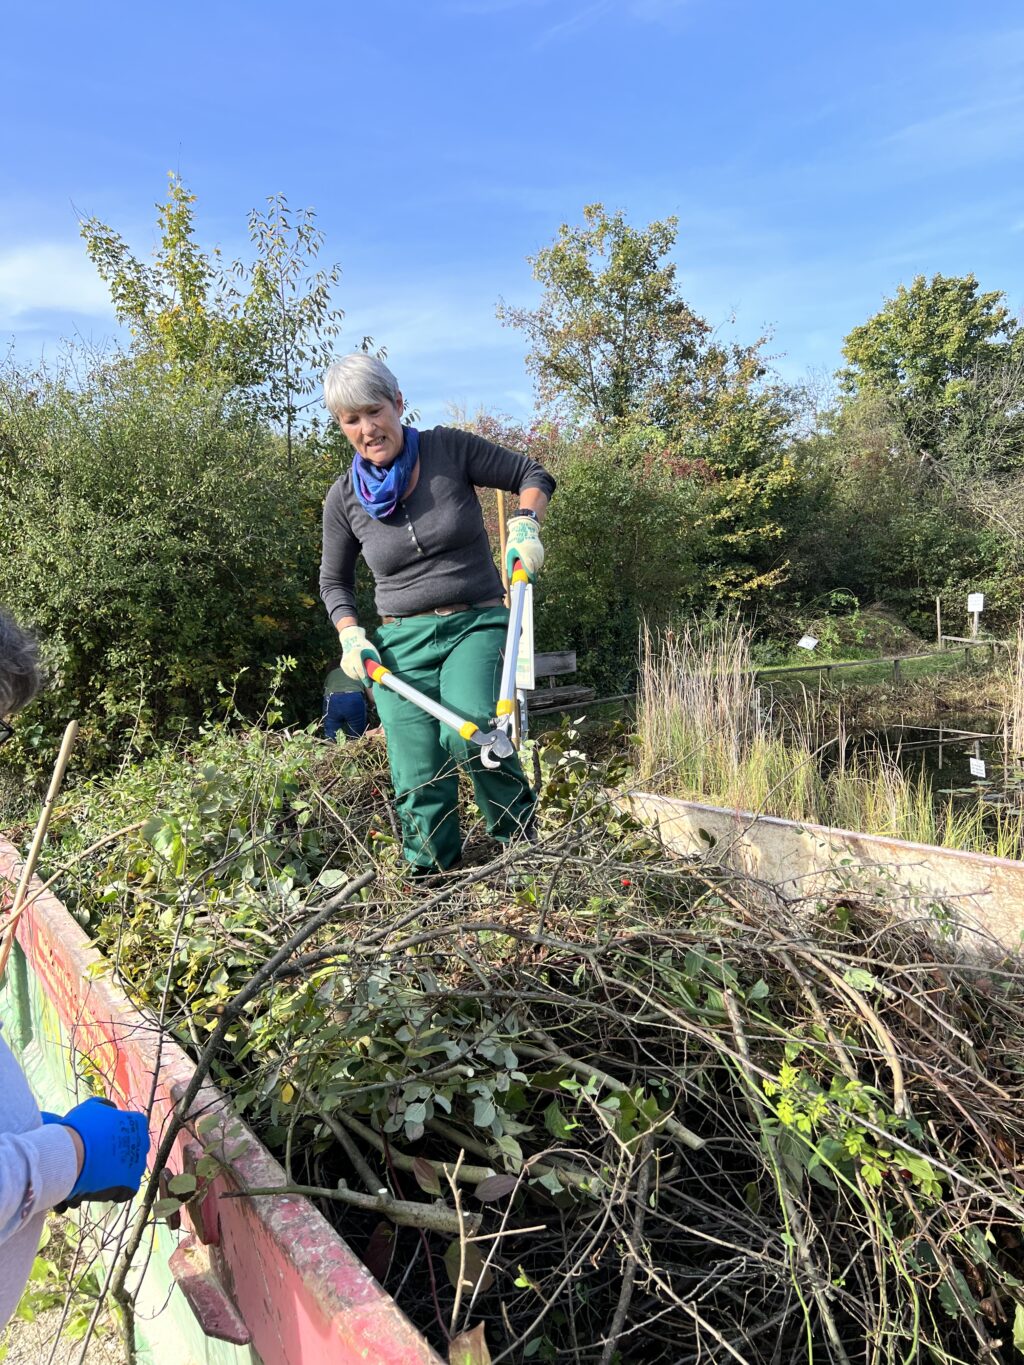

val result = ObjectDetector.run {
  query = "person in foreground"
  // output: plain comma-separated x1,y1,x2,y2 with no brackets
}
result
0,609,150,1328
319,354,555,876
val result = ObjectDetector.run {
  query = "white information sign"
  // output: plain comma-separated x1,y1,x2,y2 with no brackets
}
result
967,593,985,614
969,756,987,779
515,583,535,690
797,636,818,651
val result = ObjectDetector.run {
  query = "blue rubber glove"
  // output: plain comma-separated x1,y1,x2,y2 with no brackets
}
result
43,1097,149,1209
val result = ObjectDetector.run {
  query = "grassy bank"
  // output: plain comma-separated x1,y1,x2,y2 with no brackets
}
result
635,620,1021,858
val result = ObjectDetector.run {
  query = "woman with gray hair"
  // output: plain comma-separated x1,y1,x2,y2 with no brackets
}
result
319,354,555,876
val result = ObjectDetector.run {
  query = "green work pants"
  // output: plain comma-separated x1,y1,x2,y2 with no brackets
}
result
371,606,536,871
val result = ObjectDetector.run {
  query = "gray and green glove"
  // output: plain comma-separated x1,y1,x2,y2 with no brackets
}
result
505,514,544,582
338,625,381,685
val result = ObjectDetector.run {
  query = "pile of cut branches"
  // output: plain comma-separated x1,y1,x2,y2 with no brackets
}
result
46,724,1024,1364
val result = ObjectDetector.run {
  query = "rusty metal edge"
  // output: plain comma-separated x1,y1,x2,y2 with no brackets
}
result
620,790,1024,951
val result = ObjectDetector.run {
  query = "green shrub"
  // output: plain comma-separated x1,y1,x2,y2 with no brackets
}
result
535,429,706,692
0,356,337,771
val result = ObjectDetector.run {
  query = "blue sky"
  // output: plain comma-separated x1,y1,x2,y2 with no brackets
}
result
2,0,1022,425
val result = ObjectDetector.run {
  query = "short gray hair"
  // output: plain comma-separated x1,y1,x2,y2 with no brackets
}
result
323,354,401,420
0,609,43,716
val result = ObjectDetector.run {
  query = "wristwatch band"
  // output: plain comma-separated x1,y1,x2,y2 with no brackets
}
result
510,507,540,523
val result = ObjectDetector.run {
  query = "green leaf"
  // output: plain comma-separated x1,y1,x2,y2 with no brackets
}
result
449,1323,492,1365
494,1134,523,1172
1012,1301,1024,1354
531,1168,565,1198
543,1101,575,1140
806,1160,838,1192
411,1157,441,1197
167,1172,198,1197
28,1256,56,1283
472,1097,496,1129
64,1310,90,1343
843,967,880,994
444,1241,494,1296
937,1269,978,1320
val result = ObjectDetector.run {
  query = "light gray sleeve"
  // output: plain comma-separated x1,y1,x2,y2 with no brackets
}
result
0,1038,78,1247
0,1127,78,1245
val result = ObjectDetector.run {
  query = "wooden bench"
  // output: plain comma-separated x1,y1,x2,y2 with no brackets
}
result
525,650,596,714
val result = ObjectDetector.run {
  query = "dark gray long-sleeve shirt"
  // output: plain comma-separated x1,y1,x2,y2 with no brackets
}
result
319,426,556,624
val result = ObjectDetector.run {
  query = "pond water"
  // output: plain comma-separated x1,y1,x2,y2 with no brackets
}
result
849,718,1024,848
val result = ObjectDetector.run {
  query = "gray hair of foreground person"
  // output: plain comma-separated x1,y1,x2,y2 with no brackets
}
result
323,354,402,420
0,610,42,716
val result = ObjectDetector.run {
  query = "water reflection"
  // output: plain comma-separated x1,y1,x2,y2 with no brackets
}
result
850,720,1024,823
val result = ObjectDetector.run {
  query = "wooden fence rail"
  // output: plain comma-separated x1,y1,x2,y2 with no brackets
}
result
753,638,1006,684
521,639,1010,719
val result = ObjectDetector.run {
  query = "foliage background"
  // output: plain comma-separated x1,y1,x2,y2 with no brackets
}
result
2,188,1022,773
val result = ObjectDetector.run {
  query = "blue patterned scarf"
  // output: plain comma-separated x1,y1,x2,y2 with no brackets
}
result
351,426,420,519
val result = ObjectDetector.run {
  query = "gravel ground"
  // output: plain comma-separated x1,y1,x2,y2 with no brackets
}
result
2,1310,124,1365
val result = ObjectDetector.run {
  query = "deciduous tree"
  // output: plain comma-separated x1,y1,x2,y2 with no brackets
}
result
840,272,1019,453
81,175,345,462
497,203,708,425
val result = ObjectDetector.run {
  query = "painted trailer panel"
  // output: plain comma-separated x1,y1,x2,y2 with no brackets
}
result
0,837,441,1365
622,790,1024,950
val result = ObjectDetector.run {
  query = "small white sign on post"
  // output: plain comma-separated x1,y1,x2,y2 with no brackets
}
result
797,636,818,651
515,583,535,690
969,756,987,779
967,591,985,639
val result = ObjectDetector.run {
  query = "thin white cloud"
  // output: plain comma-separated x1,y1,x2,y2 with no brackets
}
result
342,290,514,363
535,0,612,45
0,242,111,328
324,275,533,425
628,0,692,20
446,0,694,36
446,0,550,11
880,93,1024,170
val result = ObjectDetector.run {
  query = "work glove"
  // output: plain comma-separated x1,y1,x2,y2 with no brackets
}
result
338,624,381,685
505,515,544,582
42,1097,150,1210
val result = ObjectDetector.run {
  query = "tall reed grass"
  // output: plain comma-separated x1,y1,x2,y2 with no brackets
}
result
636,619,1020,857
635,618,825,819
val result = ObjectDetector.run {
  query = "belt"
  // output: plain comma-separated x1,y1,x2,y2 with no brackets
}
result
380,598,503,626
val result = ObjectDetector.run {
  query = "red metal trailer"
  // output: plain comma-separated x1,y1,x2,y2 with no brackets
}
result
0,836,441,1364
